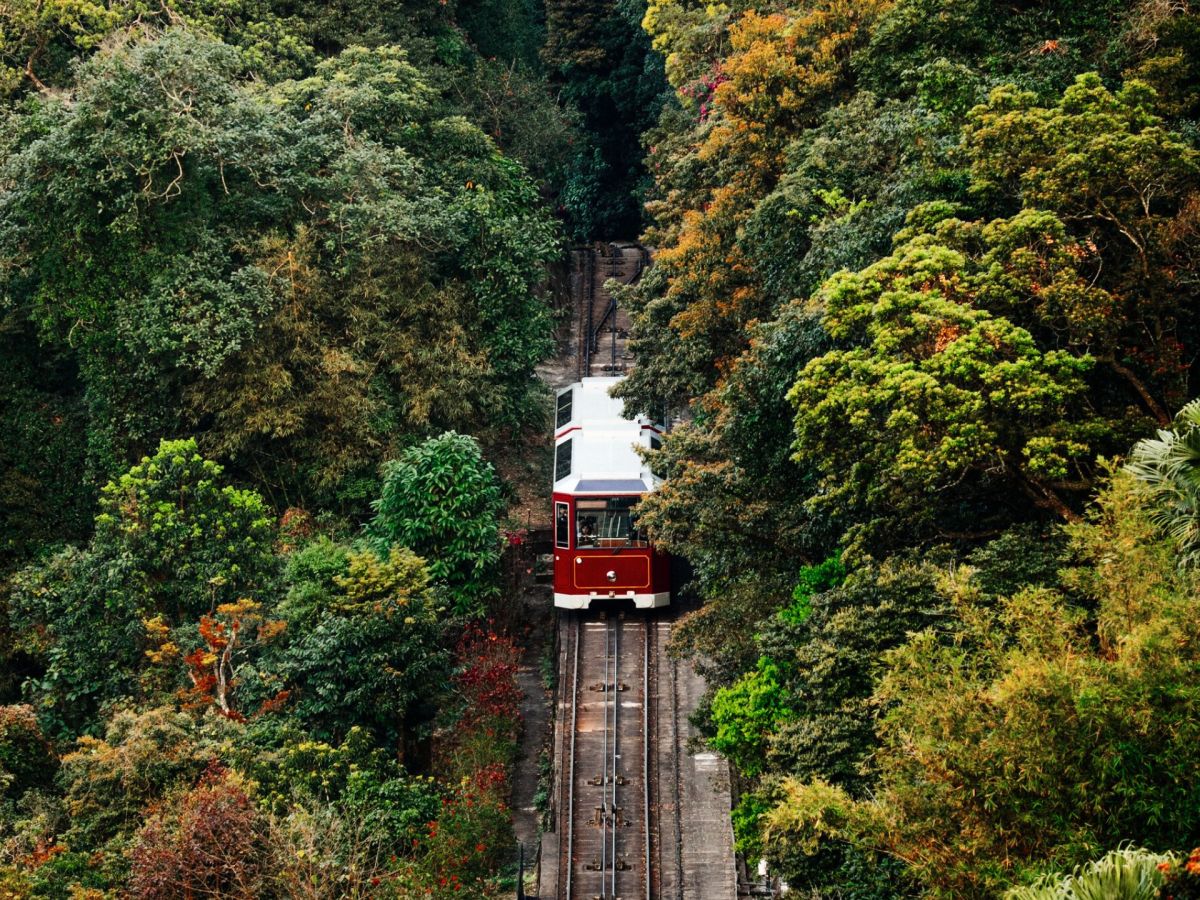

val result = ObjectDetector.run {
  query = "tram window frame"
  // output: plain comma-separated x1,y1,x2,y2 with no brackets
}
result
575,496,647,548
555,438,572,482
650,434,662,451
555,501,570,549
556,390,573,429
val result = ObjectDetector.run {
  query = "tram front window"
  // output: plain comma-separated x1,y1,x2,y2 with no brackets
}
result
575,496,647,548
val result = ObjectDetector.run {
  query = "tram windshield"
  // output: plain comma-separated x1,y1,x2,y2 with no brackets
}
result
575,496,647,548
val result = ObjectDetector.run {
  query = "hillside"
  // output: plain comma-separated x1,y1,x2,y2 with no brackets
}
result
3,0,1200,897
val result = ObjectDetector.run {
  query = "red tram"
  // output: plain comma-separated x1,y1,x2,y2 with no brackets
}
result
552,377,671,610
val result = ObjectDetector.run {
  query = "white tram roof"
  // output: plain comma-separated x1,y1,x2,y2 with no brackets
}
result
553,377,662,495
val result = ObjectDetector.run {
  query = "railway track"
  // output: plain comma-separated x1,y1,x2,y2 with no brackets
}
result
560,613,655,899
576,243,646,381
543,240,734,900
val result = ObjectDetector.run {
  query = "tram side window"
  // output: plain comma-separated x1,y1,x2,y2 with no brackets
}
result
555,502,570,549
575,496,647,548
556,390,573,428
555,439,572,482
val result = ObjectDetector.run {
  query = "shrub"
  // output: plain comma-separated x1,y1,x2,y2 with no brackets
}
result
8,440,276,735
130,764,269,900
1005,846,1173,900
0,705,54,799
58,707,229,851
281,548,449,747
368,433,505,616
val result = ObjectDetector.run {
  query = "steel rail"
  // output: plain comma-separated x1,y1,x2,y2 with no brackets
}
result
670,648,685,899
581,250,595,379
565,616,580,900
611,619,621,900
643,620,651,900
601,619,610,892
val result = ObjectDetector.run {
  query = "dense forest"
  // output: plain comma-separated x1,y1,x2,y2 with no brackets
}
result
3,0,1200,896
617,0,1200,896
0,0,663,894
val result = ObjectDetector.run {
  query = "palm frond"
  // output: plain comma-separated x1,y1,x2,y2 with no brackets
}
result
1005,846,1174,900
1126,398,1200,564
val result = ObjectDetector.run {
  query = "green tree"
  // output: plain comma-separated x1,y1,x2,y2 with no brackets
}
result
368,433,505,615
542,0,667,238
636,304,835,674
766,472,1200,897
789,206,1140,555
964,74,1200,417
0,320,91,574
0,32,558,505
0,705,54,800
57,705,229,854
0,0,308,95
9,439,275,736
280,547,448,747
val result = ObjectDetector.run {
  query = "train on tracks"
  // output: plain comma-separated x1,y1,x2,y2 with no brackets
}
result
552,376,671,610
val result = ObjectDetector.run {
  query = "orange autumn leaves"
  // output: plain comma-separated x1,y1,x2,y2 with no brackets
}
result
654,0,892,385
144,600,287,721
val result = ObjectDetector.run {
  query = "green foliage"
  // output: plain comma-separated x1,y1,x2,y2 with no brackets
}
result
1005,846,1173,900
543,0,668,238
789,204,1148,554
58,705,228,853
744,93,963,307
281,547,448,746
858,0,1132,100
0,705,53,799
779,555,845,625
368,432,505,615
757,560,950,792
0,29,558,507
964,524,1068,599
963,75,1199,412
710,659,790,778
730,790,773,858
278,537,352,630
92,439,275,620
0,321,91,574
1125,398,1200,562
0,0,310,96
638,304,835,673
763,779,917,900
247,725,386,809
766,473,1200,896
9,439,275,735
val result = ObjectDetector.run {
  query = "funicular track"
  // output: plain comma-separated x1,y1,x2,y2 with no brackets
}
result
559,613,657,900
545,240,733,900
576,243,648,381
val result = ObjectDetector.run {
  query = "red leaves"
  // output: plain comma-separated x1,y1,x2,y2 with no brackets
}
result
197,615,229,653
177,601,282,720
130,763,268,899
408,622,524,896
452,622,523,731
255,689,291,717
